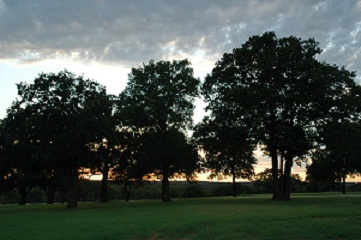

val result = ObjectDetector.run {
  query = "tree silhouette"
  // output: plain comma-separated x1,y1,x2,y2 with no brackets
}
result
2,104,46,204
308,122,361,194
110,128,147,202
203,32,360,200
117,59,199,202
5,70,108,208
193,116,256,197
86,94,119,203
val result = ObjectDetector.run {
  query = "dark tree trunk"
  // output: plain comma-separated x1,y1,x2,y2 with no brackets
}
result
46,188,56,204
66,170,79,209
232,166,237,197
124,180,132,202
271,149,282,200
283,155,293,200
162,169,171,202
279,153,284,193
60,191,66,204
100,166,109,203
18,186,28,205
341,174,346,194
280,153,284,177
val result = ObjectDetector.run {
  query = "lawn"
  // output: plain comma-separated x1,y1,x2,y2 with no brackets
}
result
1,193,361,240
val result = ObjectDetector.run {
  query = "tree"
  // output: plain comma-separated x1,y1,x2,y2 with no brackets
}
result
137,130,198,202
6,70,108,208
0,119,13,195
254,168,303,193
306,152,338,192
111,129,150,202
86,95,119,203
203,32,360,200
253,168,273,193
307,122,361,194
193,117,257,197
4,105,64,204
118,59,200,202
1,105,45,205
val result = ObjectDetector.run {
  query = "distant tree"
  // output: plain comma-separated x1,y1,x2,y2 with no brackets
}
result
111,128,148,202
193,117,257,197
0,119,12,194
307,122,361,194
1,105,45,205
203,31,360,200
4,106,63,204
6,70,108,208
253,168,273,193
306,152,338,192
89,138,117,203
117,59,200,202
134,130,198,201
254,168,303,193
87,95,119,203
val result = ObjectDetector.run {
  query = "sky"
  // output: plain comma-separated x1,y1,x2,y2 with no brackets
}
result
1,0,361,180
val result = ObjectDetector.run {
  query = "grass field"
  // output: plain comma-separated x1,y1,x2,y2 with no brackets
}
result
1,193,361,240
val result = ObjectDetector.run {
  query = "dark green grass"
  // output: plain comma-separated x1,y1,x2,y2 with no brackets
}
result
1,193,361,240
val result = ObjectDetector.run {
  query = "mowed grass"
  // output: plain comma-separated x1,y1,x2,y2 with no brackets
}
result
1,193,361,240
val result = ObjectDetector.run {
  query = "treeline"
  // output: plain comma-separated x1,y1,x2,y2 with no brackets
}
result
1,32,361,208
2,178,360,206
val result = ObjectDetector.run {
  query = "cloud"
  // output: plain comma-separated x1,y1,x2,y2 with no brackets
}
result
0,0,361,80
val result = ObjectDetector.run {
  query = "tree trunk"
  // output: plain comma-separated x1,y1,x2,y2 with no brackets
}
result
279,153,284,194
124,180,128,202
280,153,284,177
100,166,109,203
283,155,293,200
341,174,346,194
46,188,56,204
162,169,171,202
60,191,65,204
124,180,132,202
232,166,237,197
18,186,28,205
271,149,282,200
66,170,79,209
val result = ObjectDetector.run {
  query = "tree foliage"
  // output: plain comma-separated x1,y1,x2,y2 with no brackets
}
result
119,59,199,132
1,32,360,205
193,116,257,197
118,59,200,202
307,122,361,194
3,70,109,208
111,129,148,202
203,32,360,200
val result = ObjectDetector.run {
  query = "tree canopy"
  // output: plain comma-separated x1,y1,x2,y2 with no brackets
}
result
202,31,360,200
3,70,110,208
307,121,361,194
117,59,200,202
1,32,360,205
193,116,257,197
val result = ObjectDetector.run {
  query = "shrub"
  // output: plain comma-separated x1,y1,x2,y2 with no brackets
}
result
27,188,46,203
0,195,8,206
0,190,20,204
183,184,204,198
